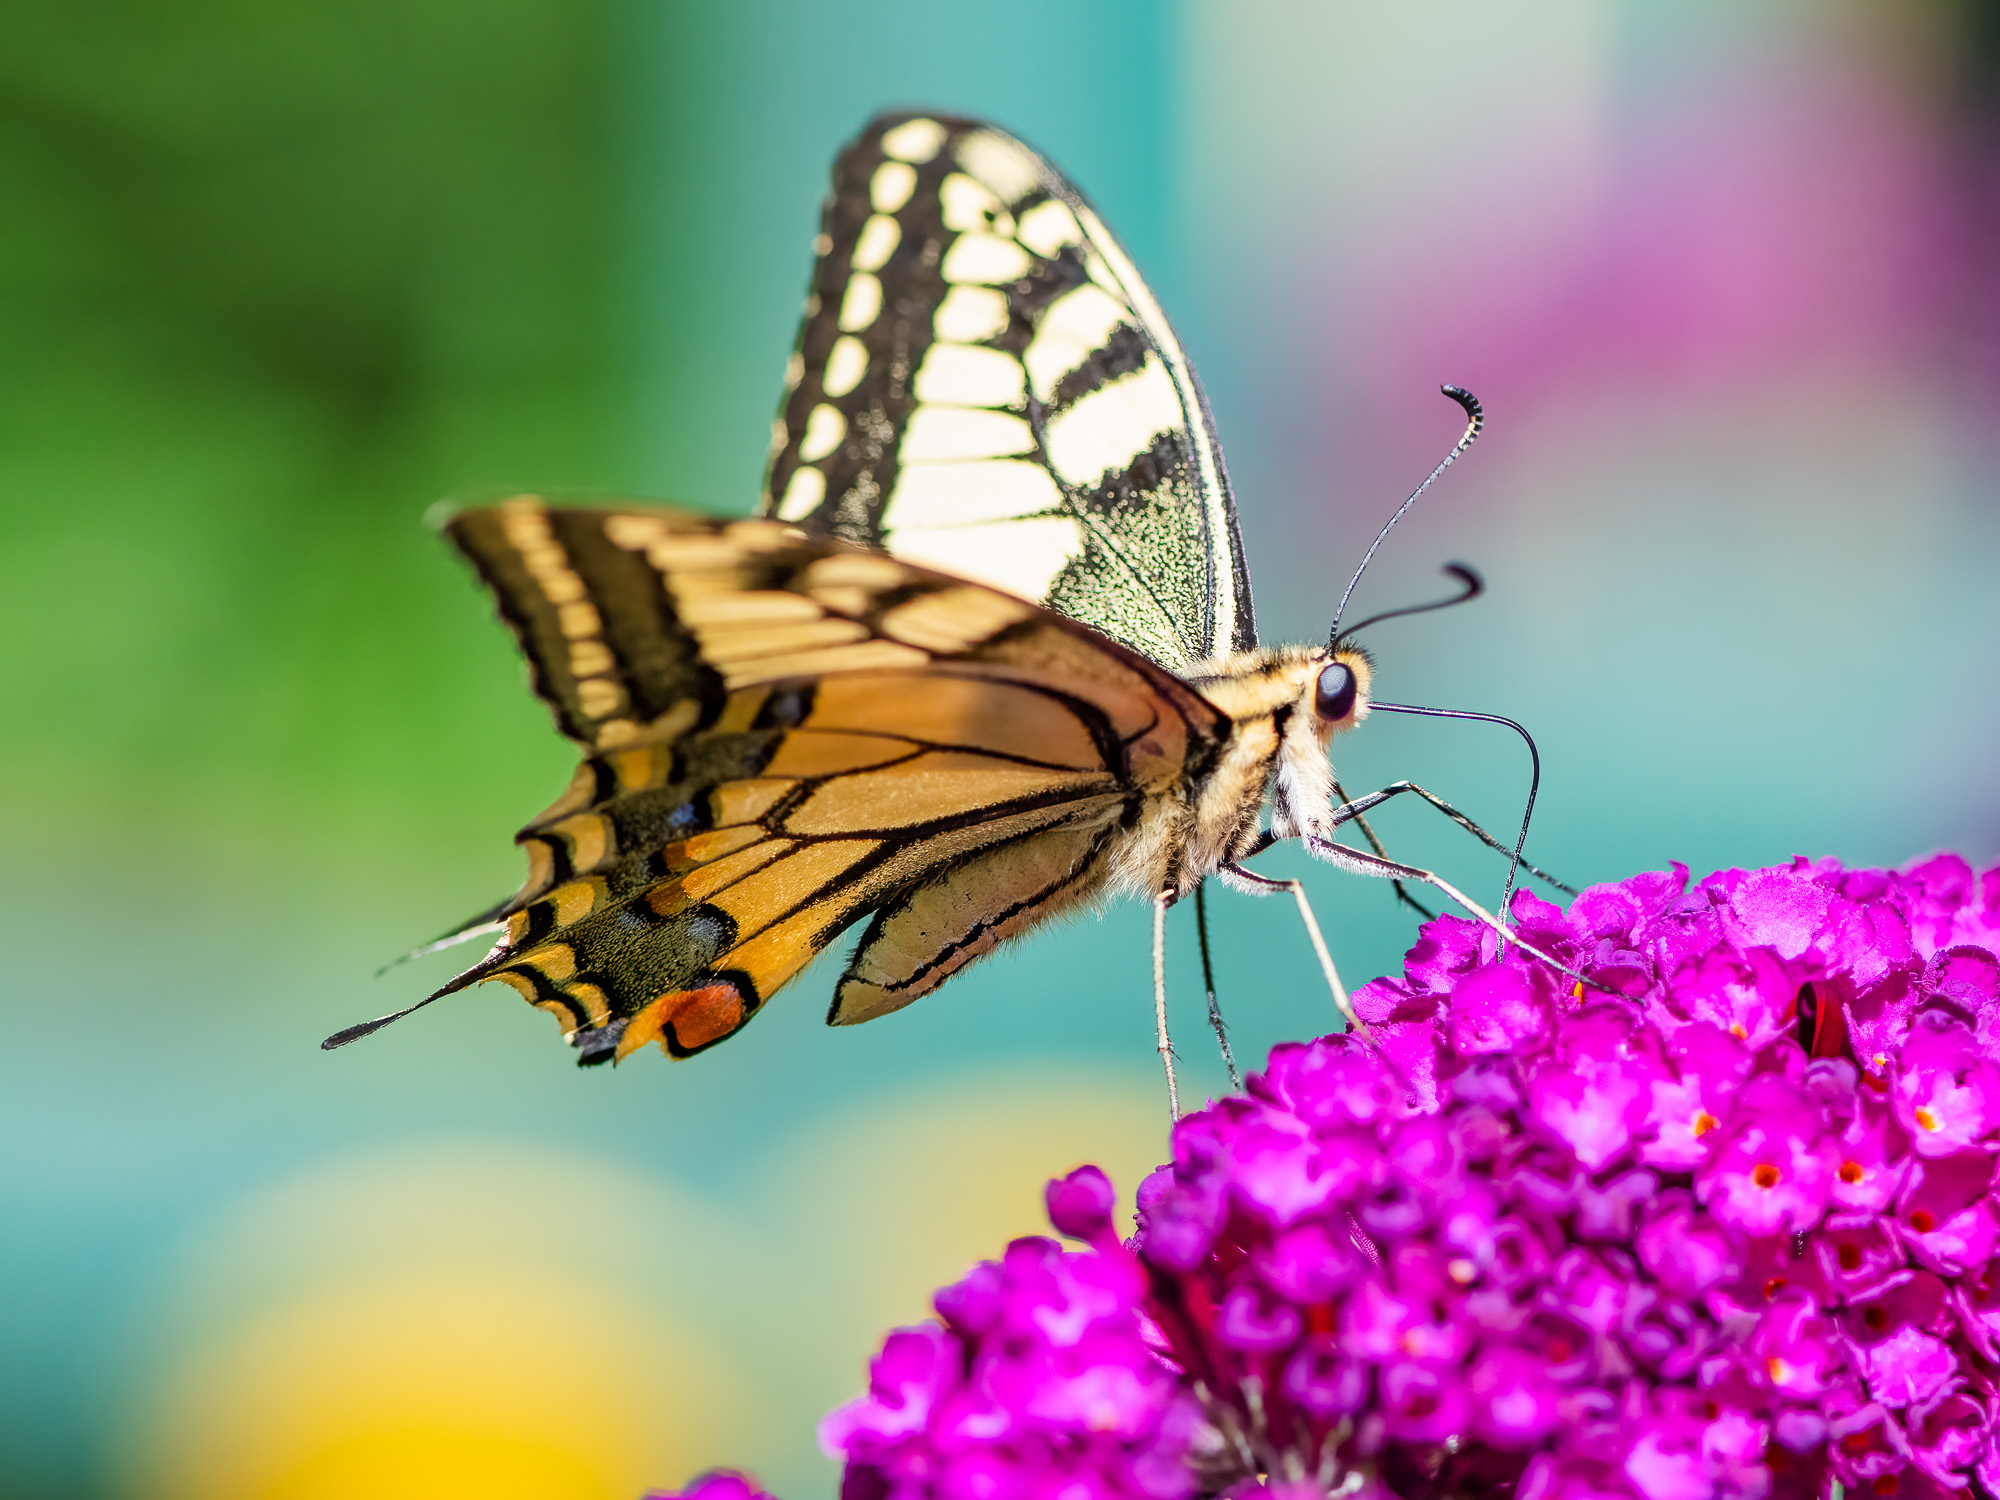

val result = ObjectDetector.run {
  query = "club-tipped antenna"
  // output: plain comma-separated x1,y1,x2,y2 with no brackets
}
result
1334,562,1483,645
1326,385,1484,650
1366,700,1543,923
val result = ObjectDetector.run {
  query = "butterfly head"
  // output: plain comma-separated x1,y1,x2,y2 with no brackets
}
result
1307,645,1373,741
1311,650,1370,736
1248,643,1370,846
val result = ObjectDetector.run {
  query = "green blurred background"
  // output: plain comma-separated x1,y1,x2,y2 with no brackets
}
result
4,3,1998,1497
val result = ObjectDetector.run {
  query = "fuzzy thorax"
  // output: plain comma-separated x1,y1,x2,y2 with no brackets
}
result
1105,644,1374,902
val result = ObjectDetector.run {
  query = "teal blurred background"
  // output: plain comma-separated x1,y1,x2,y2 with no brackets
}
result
4,3,1998,1497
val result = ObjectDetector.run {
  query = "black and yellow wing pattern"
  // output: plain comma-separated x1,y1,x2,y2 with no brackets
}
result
402,498,1227,1064
759,112,1257,674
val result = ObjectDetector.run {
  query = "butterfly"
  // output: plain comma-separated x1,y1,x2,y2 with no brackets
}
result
327,112,1577,1108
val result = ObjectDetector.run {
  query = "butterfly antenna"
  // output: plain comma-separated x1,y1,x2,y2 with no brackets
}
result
1333,562,1484,644
1326,384,1484,650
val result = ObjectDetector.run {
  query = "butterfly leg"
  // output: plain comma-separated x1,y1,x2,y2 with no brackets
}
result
1326,780,1577,895
1217,863,1375,1045
1296,836,1601,992
1194,882,1242,1091
1330,777,1435,921
1154,890,1182,1120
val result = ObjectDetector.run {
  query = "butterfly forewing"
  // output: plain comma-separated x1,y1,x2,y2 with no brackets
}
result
433,498,1228,1063
759,112,1257,674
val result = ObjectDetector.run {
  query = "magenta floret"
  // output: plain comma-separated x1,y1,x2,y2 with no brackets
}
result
824,856,2000,1500
645,1472,783,1500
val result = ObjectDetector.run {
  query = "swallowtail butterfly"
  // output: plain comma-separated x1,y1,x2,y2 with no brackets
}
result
329,113,1573,1110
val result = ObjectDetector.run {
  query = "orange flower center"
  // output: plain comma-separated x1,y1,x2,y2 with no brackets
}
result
1752,1162,1781,1188
1838,1160,1865,1184
1692,1110,1719,1137
1915,1107,1940,1132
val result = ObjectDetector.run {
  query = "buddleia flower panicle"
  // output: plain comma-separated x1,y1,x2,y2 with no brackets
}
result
808,854,2000,1500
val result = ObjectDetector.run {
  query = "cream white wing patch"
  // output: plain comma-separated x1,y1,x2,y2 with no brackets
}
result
913,342,1023,407
934,286,1009,343
884,518,1087,602
879,116,947,163
758,112,1259,673
1044,358,1183,489
900,406,1036,462
883,460,1063,529
1024,283,1128,401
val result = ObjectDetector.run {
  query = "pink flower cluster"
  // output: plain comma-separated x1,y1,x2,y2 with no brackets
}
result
1119,854,2000,1500
648,1473,774,1500
669,855,2000,1500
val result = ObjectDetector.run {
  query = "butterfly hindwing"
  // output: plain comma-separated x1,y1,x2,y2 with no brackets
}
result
433,498,1228,1063
447,502,723,750
759,112,1257,674
834,821,1115,1024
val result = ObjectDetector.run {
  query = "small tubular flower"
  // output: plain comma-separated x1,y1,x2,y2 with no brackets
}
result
816,856,2000,1500
645,1473,783,1500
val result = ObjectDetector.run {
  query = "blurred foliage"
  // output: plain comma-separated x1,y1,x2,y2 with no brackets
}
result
0,0,627,866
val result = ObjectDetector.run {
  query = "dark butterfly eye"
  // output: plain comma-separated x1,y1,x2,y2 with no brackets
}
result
1315,662,1357,721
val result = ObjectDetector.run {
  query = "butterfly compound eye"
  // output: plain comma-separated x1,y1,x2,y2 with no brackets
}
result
1315,662,1358,722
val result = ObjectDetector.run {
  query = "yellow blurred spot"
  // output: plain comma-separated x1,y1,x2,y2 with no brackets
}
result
123,1076,1174,1500
126,1144,753,1500
766,1065,1168,1421
149,1270,690,1500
